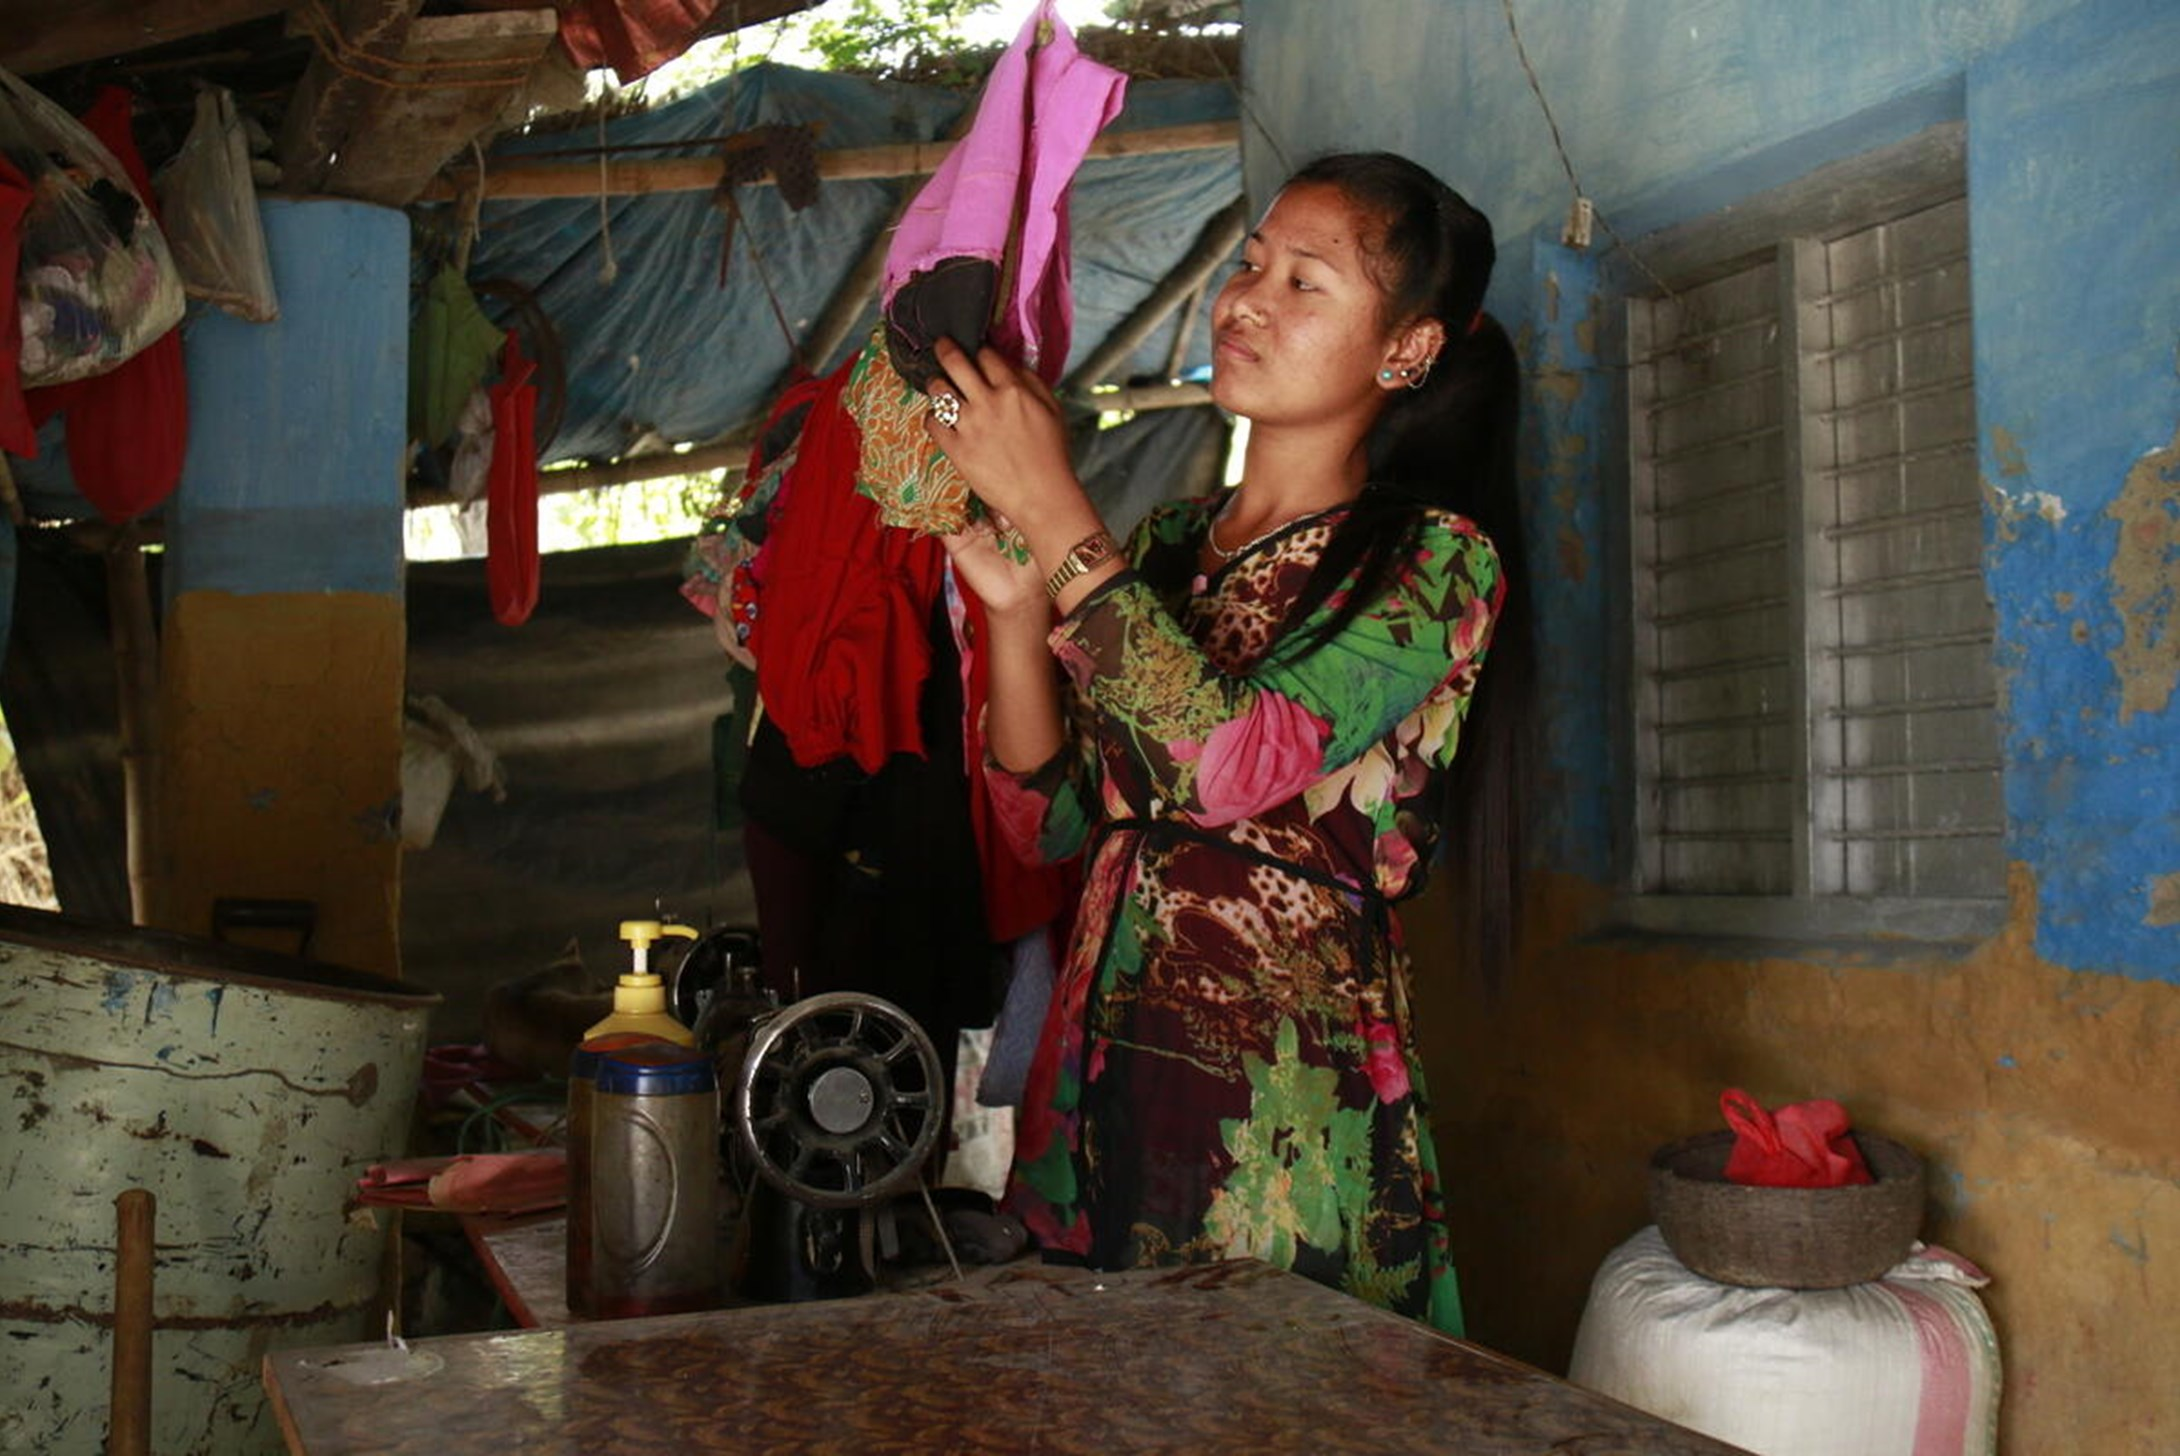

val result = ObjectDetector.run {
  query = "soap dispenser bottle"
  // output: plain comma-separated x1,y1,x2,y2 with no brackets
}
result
583,919,701,1046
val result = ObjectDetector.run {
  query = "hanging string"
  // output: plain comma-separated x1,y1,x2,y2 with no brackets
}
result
1499,0,1679,305
596,110,619,287
733,201,805,373
455,138,485,273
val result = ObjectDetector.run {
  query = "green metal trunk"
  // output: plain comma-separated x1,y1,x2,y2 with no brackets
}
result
0,904,437,1454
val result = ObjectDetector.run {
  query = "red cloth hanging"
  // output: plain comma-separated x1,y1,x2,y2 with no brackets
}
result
487,332,541,626
748,354,946,774
21,86,188,522
0,154,34,459
952,585,1071,942
557,0,720,86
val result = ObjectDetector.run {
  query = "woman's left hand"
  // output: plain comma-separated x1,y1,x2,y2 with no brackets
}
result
921,337,1081,530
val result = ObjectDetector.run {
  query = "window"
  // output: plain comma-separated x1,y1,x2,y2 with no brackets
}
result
1620,155,2004,942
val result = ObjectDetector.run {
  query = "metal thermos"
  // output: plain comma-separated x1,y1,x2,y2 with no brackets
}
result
564,1031,656,1318
588,1041,722,1319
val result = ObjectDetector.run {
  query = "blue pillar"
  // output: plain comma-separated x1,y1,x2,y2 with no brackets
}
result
156,198,411,978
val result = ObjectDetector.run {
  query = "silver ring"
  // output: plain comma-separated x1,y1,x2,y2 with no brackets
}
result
929,390,962,429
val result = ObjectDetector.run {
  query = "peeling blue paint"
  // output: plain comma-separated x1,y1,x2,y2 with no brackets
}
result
1997,1054,2019,1069
143,982,179,1026
1249,0,2180,984
100,971,135,1016
1971,0,2180,982
1518,239,1614,878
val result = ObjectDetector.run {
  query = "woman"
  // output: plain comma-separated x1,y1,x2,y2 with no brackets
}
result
923,152,1529,1333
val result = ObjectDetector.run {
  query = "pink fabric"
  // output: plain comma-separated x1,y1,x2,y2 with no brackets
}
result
1889,1281,1977,1456
882,0,1126,381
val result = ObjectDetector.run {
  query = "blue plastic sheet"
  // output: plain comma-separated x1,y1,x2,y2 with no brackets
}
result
461,63,1241,464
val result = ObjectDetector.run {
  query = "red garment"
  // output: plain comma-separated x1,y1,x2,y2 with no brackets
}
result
1720,1088,1874,1189
951,582,1071,941
749,355,945,774
0,155,33,458
487,332,540,625
21,87,188,521
557,0,720,85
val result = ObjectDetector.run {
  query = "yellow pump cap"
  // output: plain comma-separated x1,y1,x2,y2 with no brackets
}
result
618,919,698,950
584,920,702,1045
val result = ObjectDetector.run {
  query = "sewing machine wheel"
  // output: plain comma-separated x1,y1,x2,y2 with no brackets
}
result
732,992,945,1211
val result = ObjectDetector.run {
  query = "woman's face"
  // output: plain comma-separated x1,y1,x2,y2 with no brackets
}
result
1208,181,1406,429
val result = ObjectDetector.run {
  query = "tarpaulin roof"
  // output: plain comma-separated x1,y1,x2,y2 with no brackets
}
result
461,62,1242,465
9,62,1240,516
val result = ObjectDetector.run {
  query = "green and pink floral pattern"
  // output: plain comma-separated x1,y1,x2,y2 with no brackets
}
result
990,492,1503,1333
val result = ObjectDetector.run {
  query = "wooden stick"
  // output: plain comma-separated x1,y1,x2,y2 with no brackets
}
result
108,1189,155,1456
1087,381,1215,413
104,532,161,927
419,120,1240,202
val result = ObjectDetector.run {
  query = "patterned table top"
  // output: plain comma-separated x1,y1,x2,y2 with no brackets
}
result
265,1259,1747,1455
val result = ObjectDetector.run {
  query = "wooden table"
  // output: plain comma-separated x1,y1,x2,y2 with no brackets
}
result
265,1259,1748,1454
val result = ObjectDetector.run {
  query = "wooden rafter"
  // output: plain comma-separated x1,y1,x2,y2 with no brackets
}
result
0,0,289,75
1061,194,1245,396
419,118,1242,201
277,4,560,206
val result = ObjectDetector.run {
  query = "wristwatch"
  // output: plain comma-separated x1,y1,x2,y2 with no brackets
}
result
1045,530,1119,599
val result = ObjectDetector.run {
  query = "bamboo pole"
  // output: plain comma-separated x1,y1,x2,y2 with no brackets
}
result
104,529,161,927
405,435,755,510
418,119,1239,202
1088,381,1215,413
1061,195,1246,397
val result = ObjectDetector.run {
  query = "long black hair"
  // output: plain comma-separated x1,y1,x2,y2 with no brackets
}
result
1271,151,1533,986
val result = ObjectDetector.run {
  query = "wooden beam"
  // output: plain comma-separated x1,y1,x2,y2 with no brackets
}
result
0,0,287,75
276,0,422,197
1087,381,1214,413
420,119,1241,202
320,9,560,206
406,435,754,510
1062,194,1245,395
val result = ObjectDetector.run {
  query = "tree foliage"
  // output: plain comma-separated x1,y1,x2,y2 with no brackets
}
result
803,0,1003,73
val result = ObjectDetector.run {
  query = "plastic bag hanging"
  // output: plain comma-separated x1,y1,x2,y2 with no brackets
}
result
155,84,278,323
0,66,185,387
21,86,188,523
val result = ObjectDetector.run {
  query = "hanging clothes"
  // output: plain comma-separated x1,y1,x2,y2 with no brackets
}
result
556,0,721,87
882,0,1127,386
22,87,187,524
486,332,540,626
0,155,34,459
747,350,946,774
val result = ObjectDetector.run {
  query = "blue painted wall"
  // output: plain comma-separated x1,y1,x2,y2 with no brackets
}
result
1246,0,2180,983
166,198,410,599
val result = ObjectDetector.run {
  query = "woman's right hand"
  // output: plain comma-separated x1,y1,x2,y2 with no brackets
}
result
942,512,1050,623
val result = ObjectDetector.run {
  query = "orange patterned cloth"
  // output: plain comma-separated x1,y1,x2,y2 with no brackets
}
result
841,331,978,535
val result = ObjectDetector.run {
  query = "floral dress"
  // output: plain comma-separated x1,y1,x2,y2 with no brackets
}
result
986,491,1504,1333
